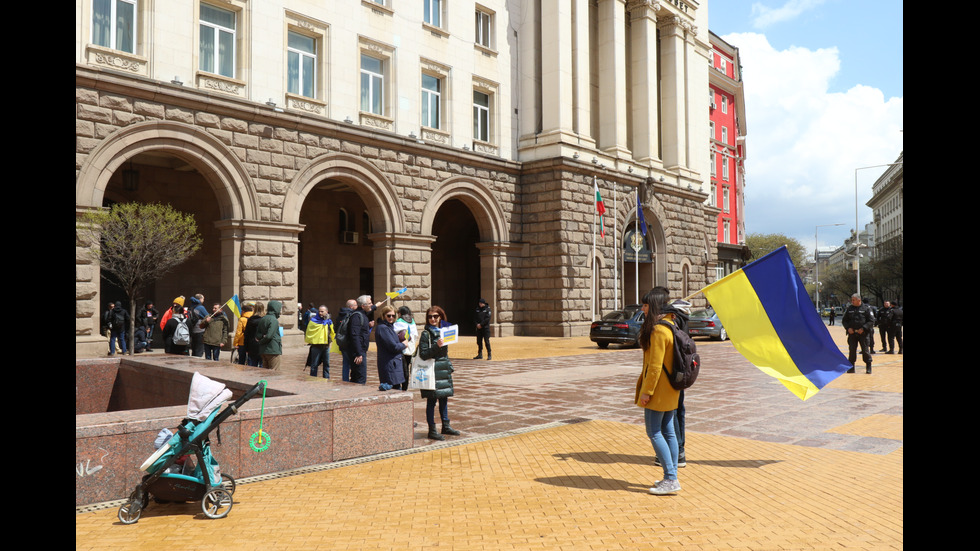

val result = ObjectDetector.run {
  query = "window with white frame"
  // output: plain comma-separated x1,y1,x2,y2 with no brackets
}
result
721,126,728,144
722,157,729,181
475,7,493,48
723,220,730,242
421,73,442,129
710,121,715,141
722,95,728,114
287,31,317,98
200,3,236,78
723,187,730,212
710,150,716,177
473,90,491,142
710,183,717,207
360,54,385,115
93,0,137,54
424,0,443,28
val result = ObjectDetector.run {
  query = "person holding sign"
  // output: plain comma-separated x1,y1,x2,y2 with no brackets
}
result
418,306,460,441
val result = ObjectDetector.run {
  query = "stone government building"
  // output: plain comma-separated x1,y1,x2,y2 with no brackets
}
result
75,0,721,356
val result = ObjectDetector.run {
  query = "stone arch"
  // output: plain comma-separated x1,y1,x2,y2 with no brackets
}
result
283,152,405,234
621,198,668,287
419,176,509,243
75,120,258,219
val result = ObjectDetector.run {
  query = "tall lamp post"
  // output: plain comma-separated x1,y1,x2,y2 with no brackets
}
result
815,223,845,310
854,161,904,295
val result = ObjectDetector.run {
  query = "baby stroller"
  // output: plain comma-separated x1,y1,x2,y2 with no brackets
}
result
117,373,265,524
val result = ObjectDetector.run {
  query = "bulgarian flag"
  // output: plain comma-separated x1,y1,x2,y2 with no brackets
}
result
594,177,606,238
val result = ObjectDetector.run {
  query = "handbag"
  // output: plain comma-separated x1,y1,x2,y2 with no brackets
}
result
408,355,436,390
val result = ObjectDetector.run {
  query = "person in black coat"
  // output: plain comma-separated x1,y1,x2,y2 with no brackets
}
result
419,305,460,441
842,293,874,374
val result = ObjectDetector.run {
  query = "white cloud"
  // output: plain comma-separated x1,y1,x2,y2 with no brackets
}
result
722,32,904,247
751,0,828,28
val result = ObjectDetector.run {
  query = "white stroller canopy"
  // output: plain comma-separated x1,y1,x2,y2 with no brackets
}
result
188,372,233,421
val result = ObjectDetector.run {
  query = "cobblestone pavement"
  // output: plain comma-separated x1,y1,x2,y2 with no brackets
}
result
76,324,903,549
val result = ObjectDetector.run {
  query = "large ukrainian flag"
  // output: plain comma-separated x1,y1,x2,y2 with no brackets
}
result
702,247,851,400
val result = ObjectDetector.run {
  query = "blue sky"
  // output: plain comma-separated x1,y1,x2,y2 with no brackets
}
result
709,0,903,253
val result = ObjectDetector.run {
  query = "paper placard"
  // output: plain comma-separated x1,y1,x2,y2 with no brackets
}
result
439,324,459,345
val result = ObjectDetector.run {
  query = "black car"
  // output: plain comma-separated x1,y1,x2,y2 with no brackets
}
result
590,305,645,348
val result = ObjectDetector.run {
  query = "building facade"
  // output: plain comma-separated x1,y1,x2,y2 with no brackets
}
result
76,0,719,355
707,30,748,278
867,151,903,258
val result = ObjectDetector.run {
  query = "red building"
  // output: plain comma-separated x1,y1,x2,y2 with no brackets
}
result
708,31,749,277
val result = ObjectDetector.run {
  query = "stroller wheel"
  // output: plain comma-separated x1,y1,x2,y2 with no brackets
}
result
118,500,142,525
201,487,233,519
220,473,237,496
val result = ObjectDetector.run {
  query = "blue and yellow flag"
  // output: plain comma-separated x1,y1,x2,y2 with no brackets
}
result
224,294,242,319
702,247,851,400
385,287,408,300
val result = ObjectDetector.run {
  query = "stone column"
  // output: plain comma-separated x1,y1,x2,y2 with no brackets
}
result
540,0,575,144
475,241,525,337
572,0,595,146
234,220,305,346
75,206,106,356
659,16,687,170
598,0,631,159
629,1,660,165
369,232,437,316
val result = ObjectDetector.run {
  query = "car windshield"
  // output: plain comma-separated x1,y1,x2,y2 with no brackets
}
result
601,307,641,321
690,309,715,319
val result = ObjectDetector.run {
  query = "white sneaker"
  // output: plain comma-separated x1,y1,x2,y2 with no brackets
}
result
649,479,681,495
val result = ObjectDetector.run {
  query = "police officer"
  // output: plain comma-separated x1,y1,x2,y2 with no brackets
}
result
473,298,492,360
842,293,874,374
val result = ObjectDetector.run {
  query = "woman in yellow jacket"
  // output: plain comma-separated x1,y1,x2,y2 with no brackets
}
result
232,303,254,365
635,288,681,495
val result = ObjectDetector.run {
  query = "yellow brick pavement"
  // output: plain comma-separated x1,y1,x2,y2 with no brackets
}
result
76,420,902,550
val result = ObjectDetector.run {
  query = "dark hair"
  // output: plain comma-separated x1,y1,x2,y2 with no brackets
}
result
398,306,413,319
425,305,448,326
639,287,669,351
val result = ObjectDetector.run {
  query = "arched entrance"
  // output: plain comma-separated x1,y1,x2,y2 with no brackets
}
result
620,203,667,306
75,121,257,353
297,180,377,314
431,199,481,333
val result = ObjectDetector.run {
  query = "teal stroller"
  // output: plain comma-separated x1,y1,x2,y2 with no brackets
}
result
118,373,265,524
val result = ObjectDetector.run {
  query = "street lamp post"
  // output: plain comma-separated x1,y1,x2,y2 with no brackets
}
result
815,223,845,310
854,162,904,296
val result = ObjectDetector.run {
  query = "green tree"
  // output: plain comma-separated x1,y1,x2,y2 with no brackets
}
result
77,203,203,354
745,232,808,271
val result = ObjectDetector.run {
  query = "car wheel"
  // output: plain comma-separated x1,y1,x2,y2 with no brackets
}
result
719,328,728,341
597,342,609,349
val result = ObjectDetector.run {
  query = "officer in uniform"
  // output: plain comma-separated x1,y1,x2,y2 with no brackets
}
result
842,293,874,374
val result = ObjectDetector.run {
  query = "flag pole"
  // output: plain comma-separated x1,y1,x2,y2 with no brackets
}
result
592,176,597,322
635,190,639,305
614,183,618,311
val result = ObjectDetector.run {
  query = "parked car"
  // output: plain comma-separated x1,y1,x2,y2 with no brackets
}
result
590,305,645,348
688,308,728,341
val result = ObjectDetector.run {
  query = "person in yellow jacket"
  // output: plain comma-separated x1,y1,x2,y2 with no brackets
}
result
634,287,681,495
232,303,254,365
305,305,336,378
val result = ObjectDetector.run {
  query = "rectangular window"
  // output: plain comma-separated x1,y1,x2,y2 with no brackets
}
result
287,31,317,98
721,126,728,144
424,0,442,27
723,187,730,212
475,8,492,48
93,0,136,54
710,151,716,177
421,74,442,129
723,220,730,242
361,54,385,115
200,3,236,78
722,95,728,114
722,157,729,181
473,90,490,142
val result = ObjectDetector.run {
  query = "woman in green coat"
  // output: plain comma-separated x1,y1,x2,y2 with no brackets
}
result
418,305,460,441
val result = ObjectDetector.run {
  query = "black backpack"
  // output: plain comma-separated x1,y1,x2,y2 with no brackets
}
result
656,320,700,390
334,313,354,352
112,309,128,330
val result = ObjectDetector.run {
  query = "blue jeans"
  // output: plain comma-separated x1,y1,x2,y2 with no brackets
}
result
644,408,678,481
426,397,449,427
204,345,221,361
110,329,127,355
309,345,330,378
